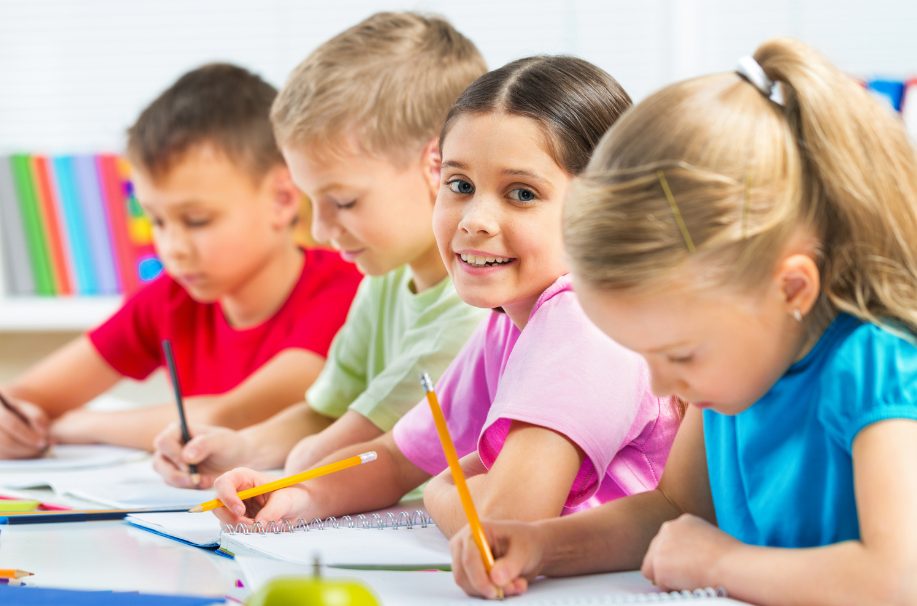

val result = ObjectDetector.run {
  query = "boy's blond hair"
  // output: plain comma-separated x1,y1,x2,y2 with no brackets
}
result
271,11,486,162
564,38,917,337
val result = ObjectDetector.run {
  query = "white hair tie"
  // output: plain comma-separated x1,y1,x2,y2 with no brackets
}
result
736,56,784,106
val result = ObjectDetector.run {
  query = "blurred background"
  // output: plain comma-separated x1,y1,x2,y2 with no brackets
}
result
0,0,915,400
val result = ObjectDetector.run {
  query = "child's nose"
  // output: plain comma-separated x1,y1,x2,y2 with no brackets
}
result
459,198,499,236
311,201,342,243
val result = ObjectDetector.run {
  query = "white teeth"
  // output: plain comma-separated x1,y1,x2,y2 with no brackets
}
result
460,253,512,266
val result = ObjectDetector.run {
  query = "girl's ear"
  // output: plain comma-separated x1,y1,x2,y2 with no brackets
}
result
420,137,442,202
776,253,821,318
268,165,302,229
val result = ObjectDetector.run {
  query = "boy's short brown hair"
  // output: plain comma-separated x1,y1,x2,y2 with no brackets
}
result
271,12,487,162
127,63,283,182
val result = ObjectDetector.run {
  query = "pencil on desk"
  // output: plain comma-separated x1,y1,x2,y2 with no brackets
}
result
161,339,200,489
420,372,503,601
189,451,377,513
0,570,33,579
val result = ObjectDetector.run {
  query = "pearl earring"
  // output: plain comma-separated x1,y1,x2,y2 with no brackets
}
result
794,308,803,323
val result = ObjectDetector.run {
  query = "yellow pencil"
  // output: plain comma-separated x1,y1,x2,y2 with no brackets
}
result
420,372,503,600
0,569,34,579
189,452,377,513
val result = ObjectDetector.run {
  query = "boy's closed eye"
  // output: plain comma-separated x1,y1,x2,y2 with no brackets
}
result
333,199,357,210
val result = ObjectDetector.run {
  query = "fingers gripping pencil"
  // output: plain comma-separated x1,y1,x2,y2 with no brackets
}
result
162,340,200,488
420,372,503,600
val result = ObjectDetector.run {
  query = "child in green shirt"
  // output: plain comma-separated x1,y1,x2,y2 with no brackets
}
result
152,12,488,487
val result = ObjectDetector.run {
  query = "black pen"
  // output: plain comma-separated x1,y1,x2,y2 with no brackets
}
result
161,340,200,488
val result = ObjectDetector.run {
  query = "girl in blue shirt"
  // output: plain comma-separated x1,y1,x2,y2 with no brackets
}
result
449,38,917,605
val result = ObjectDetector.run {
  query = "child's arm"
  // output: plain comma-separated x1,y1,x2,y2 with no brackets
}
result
152,401,337,489
284,410,383,473
50,348,325,451
210,431,430,526
0,335,121,458
450,407,713,599
641,418,917,606
424,422,586,537
5,336,123,416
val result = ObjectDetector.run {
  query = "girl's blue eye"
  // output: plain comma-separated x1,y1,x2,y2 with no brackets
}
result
448,179,474,195
508,188,537,203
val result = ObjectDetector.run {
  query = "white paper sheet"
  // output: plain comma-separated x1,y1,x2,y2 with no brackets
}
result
127,512,223,547
0,445,146,472
236,558,742,605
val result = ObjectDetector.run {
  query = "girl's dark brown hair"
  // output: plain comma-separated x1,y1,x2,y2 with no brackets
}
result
440,55,633,176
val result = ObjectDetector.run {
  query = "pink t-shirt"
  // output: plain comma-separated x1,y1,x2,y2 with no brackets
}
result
393,274,680,514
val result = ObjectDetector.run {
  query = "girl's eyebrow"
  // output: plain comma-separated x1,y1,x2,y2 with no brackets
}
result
441,160,468,170
501,168,550,187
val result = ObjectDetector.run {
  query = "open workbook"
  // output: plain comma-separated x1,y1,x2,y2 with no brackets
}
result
127,507,450,568
236,557,743,605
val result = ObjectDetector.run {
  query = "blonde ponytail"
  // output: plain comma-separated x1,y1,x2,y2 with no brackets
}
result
565,37,917,336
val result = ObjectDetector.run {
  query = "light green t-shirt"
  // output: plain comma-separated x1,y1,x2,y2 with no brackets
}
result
307,266,486,431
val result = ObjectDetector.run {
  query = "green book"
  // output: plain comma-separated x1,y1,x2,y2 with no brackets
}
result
10,154,54,295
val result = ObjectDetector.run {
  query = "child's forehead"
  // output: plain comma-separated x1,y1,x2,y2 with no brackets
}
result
284,136,416,189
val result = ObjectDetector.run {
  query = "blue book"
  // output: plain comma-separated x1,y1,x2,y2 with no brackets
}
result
867,79,905,112
50,156,97,294
74,155,119,294
0,586,223,605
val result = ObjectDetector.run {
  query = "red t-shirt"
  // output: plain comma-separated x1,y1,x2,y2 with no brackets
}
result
88,248,362,396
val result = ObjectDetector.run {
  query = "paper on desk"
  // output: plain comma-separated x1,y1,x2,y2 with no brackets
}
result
237,558,742,605
0,459,216,510
127,512,223,547
0,445,147,473
222,522,452,568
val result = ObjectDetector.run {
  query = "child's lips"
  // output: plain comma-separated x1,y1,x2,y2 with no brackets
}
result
339,248,366,262
454,252,518,275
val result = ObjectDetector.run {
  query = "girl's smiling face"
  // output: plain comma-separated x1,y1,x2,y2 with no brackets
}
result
434,112,571,328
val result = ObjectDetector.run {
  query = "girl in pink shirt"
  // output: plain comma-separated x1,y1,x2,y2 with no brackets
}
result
209,56,681,537
407,56,682,535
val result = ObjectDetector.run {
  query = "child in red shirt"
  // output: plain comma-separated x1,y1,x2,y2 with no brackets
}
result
0,64,361,457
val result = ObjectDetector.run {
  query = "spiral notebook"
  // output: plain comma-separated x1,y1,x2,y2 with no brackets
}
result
127,508,451,568
237,558,740,605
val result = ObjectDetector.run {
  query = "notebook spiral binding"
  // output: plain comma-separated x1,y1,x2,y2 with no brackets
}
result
533,586,728,604
539,587,729,606
219,510,433,537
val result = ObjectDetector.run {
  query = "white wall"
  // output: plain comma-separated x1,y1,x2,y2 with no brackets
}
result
1,0,916,155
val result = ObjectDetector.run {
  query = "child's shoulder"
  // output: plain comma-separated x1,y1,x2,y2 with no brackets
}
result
826,314,917,375
816,314,917,448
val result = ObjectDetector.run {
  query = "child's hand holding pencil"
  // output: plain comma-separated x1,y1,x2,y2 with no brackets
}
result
0,392,50,460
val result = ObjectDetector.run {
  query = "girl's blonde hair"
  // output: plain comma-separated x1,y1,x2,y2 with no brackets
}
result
564,38,917,336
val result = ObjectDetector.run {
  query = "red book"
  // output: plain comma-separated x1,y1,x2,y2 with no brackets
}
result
97,154,139,294
31,156,73,295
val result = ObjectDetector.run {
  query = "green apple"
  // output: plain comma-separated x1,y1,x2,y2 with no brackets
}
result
247,576,380,606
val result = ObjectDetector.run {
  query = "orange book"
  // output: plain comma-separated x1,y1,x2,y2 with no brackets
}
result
30,156,73,295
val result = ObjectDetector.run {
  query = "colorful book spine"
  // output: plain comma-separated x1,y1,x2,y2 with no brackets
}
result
0,156,35,295
117,158,163,286
30,156,73,295
9,155,54,295
97,155,140,295
74,155,119,294
51,156,98,295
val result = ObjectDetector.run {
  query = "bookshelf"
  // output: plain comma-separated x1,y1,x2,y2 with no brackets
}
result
0,296,121,331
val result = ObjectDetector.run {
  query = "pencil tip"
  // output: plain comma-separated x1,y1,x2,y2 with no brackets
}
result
190,473,202,488
188,505,203,513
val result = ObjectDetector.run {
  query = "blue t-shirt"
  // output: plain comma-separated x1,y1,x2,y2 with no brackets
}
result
704,313,917,547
